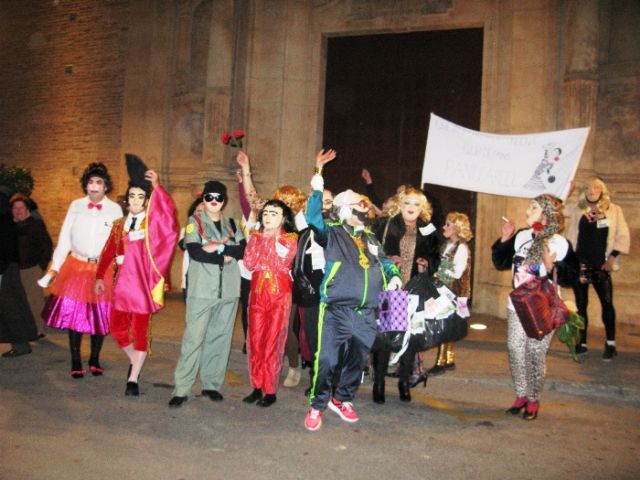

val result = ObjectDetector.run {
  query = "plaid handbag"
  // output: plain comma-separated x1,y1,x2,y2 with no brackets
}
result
378,290,409,333
510,273,569,340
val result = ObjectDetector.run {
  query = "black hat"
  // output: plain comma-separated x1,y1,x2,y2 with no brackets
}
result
203,180,227,200
125,153,152,195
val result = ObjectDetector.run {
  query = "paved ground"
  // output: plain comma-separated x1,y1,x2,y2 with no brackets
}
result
2,295,639,480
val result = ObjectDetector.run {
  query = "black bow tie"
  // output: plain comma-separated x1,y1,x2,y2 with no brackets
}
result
129,217,137,231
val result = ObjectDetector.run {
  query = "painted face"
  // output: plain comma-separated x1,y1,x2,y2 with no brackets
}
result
322,190,334,214
203,192,224,215
86,176,106,202
11,201,30,222
586,180,603,203
348,200,370,226
400,194,422,223
443,220,456,239
127,187,147,215
525,200,545,227
262,205,284,230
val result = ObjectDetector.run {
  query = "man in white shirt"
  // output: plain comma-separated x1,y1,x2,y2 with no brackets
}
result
41,163,123,378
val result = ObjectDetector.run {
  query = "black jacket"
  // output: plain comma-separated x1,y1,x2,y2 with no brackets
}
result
15,216,52,270
375,214,441,278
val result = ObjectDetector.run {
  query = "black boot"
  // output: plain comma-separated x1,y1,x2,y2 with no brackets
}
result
398,378,411,402
243,388,262,403
373,381,385,404
125,381,139,396
372,351,387,404
68,331,85,378
257,394,276,407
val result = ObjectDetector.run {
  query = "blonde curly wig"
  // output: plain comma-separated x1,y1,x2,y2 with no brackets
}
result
398,187,432,223
577,176,611,216
446,212,473,242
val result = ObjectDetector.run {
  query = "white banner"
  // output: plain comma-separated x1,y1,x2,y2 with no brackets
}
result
422,114,589,200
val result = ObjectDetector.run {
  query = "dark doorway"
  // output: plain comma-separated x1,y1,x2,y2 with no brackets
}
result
322,28,483,227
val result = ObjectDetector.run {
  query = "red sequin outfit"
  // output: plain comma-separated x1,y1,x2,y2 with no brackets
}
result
243,229,297,395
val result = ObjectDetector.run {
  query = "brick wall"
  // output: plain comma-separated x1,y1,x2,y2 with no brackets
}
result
0,0,130,238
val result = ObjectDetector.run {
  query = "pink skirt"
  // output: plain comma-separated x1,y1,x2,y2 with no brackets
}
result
43,255,114,335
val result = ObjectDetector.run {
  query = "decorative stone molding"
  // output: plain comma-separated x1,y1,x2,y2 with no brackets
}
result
346,0,452,21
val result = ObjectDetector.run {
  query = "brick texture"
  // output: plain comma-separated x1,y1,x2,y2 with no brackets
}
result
0,0,130,238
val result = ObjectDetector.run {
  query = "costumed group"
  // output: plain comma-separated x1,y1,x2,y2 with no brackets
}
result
0,148,629,431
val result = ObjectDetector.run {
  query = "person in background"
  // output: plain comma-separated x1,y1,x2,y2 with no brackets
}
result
428,212,473,375
178,197,204,301
41,163,123,378
0,191,38,357
293,188,335,395
11,196,52,338
361,168,444,228
565,177,630,359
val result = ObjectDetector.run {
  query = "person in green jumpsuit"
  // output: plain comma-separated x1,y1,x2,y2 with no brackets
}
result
169,180,246,407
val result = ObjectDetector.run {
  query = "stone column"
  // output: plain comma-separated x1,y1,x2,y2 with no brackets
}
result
560,0,599,179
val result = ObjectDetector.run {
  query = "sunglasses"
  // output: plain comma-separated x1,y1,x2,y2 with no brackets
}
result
204,193,223,203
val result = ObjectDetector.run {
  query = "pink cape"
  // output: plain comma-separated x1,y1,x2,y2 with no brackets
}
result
113,185,178,314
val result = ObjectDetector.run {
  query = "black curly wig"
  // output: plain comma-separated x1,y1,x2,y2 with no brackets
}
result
81,162,113,194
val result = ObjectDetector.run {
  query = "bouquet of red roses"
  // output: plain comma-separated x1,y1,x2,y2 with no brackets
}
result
220,129,245,148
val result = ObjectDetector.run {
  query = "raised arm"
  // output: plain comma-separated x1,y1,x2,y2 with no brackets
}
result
361,168,384,209
236,150,265,212
306,149,337,246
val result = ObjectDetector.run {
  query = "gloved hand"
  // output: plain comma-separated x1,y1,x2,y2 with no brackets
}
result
310,174,324,192
386,276,402,291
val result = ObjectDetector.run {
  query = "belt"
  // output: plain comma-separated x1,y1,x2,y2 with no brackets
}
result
71,252,99,263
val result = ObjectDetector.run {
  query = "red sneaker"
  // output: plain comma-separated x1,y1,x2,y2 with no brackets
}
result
328,398,359,423
304,408,323,431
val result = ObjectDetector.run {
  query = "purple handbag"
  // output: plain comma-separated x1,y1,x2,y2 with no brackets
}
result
378,290,409,333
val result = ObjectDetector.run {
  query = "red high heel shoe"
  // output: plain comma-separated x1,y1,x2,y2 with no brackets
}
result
70,369,86,379
522,402,539,420
89,358,104,376
505,397,527,415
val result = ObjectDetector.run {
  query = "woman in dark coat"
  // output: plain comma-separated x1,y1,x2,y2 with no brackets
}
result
370,187,440,403
0,192,38,357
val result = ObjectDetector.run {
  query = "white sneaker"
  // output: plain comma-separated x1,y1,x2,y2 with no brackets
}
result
283,366,302,387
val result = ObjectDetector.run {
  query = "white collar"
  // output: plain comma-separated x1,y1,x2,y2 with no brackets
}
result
126,211,146,230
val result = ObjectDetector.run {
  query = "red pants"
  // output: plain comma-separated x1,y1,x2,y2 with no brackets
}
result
109,309,151,351
247,277,292,395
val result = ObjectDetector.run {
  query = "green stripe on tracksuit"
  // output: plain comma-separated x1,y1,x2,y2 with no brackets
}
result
308,303,378,411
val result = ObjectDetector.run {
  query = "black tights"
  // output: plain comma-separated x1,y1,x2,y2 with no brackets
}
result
573,271,616,343
68,331,104,369
371,334,414,384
